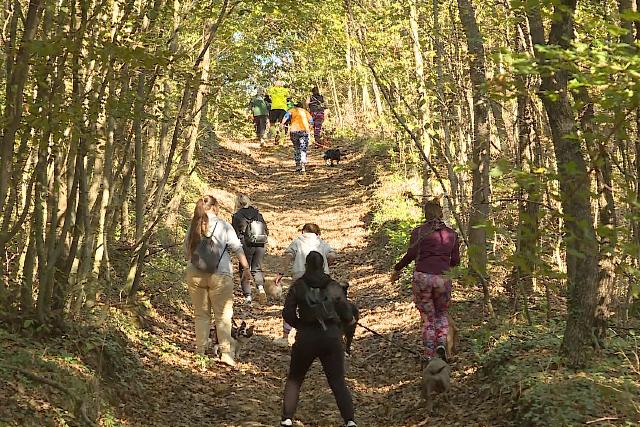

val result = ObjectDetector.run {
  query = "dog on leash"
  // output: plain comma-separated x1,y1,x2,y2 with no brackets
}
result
210,320,254,358
264,275,283,301
339,282,359,355
323,149,342,166
421,314,458,411
421,355,451,412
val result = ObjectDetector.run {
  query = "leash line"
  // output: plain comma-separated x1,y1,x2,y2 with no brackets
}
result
356,321,423,357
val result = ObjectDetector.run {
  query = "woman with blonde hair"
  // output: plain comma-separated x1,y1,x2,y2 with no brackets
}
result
391,199,460,362
232,193,269,304
185,195,252,367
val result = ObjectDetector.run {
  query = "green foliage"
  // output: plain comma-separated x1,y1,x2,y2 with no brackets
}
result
474,319,640,426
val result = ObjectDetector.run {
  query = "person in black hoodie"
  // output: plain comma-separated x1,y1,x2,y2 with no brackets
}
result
231,194,269,304
280,251,357,427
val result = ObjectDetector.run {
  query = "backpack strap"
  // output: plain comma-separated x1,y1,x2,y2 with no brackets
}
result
203,221,219,239
205,221,227,267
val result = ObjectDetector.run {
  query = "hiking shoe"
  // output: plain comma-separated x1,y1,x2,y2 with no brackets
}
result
436,345,448,363
280,419,293,427
273,337,290,348
257,286,267,303
219,352,236,367
345,421,357,427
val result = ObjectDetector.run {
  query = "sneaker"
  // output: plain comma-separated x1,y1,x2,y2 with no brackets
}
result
244,295,252,305
219,352,236,367
273,337,290,348
301,164,306,173
345,421,357,427
436,345,448,363
256,286,267,303
280,419,293,427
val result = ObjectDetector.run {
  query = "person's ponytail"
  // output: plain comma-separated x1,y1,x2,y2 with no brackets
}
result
188,196,218,255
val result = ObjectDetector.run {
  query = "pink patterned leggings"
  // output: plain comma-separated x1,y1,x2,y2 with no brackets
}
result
412,272,451,358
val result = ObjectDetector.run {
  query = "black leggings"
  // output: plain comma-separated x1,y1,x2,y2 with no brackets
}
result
239,245,265,296
253,115,268,138
282,331,354,422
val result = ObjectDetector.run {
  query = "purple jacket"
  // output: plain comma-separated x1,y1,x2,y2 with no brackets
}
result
394,222,460,275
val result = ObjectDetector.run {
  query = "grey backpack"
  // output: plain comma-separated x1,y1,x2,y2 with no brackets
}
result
191,222,225,273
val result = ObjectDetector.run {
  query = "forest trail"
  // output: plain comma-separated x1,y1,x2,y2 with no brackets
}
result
128,137,493,427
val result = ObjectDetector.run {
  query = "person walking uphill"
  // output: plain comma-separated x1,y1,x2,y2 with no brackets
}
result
280,251,357,427
307,86,326,146
184,195,252,367
267,80,290,144
274,223,336,347
391,199,460,361
248,90,269,145
282,102,313,173
232,194,269,305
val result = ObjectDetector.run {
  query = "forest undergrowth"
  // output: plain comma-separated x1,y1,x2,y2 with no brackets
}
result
1,136,639,427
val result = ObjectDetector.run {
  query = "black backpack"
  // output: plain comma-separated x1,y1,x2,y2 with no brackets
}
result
309,94,325,112
191,222,225,273
244,216,268,246
304,284,339,330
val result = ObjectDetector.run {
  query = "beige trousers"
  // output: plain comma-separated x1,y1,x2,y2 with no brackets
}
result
185,264,234,355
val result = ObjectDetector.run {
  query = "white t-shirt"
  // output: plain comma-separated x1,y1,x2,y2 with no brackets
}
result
184,213,244,277
284,232,335,278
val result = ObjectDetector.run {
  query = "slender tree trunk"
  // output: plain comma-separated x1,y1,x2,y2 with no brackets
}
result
0,0,43,221
408,0,432,198
433,0,458,216
165,19,212,224
457,0,493,315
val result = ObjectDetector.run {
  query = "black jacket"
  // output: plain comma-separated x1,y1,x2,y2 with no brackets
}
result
232,207,268,245
282,272,353,337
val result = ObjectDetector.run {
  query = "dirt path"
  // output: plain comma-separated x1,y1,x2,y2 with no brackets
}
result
129,137,489,427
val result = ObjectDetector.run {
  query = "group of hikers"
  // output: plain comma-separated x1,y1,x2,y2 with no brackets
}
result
248,81,327,173
184,192,459,427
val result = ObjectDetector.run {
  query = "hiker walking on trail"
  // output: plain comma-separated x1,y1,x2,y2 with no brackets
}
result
274,223,336,347
267,80,290,144
232,194,269,305
184,195,252,367
391,199,460,361
248,89,269,145
307,86,326,146
280,251,357,427
281,102,313,173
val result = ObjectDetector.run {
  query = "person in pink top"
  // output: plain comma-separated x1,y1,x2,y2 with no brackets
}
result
391,199,460,361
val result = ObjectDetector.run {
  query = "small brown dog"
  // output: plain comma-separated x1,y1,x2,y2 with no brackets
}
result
447,314,458,358
264,276,283,301
421,356,451,412
421,314,458,411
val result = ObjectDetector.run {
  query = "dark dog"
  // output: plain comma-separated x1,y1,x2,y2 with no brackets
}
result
210,320,255,358
323,149,342,166
340,282,359,355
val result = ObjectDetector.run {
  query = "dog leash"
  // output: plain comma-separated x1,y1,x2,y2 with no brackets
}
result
356,321,423,358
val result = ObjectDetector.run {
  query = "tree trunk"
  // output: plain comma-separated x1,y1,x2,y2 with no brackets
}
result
433,0,458,217
0,0,43,221
527,0,601,367
457,0,492,315
165,19,212,225
408,0,432,198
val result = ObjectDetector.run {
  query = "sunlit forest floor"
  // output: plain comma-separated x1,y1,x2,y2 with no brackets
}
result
1,136,639,426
